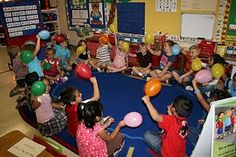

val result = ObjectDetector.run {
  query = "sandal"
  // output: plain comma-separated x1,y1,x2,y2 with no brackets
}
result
9,86,24,97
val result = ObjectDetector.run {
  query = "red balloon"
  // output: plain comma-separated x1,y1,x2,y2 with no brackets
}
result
54,35,65,43
76,63,92,80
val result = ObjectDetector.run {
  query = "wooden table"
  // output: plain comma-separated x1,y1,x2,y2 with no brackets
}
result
0,130,53,157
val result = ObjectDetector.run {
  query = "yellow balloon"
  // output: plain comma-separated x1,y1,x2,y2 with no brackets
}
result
77,46,85,55
109,23,117,33
144,33,154,44
211,63,224,78
191,58,202,71
122,42,130,52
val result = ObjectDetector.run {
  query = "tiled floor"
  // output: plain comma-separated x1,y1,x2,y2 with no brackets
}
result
0,46,78,157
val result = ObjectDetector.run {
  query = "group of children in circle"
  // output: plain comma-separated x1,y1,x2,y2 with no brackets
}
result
7,31,236,157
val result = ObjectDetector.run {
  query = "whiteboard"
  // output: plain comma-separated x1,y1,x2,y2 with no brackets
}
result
181,14,215,39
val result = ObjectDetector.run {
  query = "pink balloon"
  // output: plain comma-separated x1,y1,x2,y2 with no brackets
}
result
124,112,143,127
76,63,92,80
195,69,212,84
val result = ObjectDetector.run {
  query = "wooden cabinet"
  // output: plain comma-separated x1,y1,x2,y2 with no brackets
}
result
0,23,6,46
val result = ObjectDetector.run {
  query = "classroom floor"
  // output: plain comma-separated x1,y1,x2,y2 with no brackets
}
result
0,46,78,157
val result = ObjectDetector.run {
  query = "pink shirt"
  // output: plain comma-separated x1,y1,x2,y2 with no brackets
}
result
35,94,54,124
76,122,107,157
112,50,128,68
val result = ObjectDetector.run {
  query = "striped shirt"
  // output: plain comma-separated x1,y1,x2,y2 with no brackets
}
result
96,44,111,63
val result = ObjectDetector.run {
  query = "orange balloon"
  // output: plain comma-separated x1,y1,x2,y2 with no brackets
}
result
144,79,162,97
99,35,109,44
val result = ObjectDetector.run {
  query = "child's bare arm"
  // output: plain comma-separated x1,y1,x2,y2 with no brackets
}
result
33,35,40,57
159,62,173,76
98,120,125,142
52,102,65,109
142,95,163,122
90,77,100,101
192,79,210,112
180,70,193,79
31,96,40,109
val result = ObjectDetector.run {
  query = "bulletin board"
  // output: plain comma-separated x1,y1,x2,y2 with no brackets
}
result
0,0,42,46
117,3,145,35
181,13,215,39
226,0,236,41
66,0,106,30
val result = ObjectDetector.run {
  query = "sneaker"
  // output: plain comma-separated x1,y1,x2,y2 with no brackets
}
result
9,86,24,97
185,86,193,91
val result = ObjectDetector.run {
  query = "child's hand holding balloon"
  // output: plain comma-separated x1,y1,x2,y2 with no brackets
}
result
118,120,126,128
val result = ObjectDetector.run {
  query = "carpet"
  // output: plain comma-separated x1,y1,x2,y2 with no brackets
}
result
19,72,205,156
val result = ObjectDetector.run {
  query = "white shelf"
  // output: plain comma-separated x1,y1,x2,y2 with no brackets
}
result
43,20,58,24
41,8,57,13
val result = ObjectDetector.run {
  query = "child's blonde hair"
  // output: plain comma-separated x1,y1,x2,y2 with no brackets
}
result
189,45,200,52
7,45,20,59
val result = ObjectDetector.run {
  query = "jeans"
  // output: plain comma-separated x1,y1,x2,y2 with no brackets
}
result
187,126,202,146
144,130,162,156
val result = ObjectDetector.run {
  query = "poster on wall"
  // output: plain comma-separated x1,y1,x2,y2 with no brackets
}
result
88,0,106,29
212,100,236,157
66,0,89,29
226,0,236,42
0,0,42,38
155,0,177,12
191,97,236,157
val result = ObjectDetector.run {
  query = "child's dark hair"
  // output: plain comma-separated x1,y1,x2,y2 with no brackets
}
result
233,72,236,80
59,87,77,105
165,40,175,47
212,54,227,66
25,72,39,86
46,47,56,54
211,89,231,101
22,43,35,52
78,39,88,52
173,95,193,117
77,101,103,129
7,45,20,59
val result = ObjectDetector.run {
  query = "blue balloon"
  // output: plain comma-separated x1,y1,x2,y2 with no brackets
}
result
172,44,180,55
38,30,50,40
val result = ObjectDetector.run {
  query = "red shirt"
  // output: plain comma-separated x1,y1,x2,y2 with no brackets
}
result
184,53,192,72
158,115,187,157
65,103,78,136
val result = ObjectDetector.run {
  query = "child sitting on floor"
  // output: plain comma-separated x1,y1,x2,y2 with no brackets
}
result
53,34,72,73
31,78,67,136
89,36,112,72
42,48,67,84
142,95,193,157
107,37,129,73
172,45,200,85
7,45,27,97
59,76,100,136
147,40,177,83
129,42,152,78
76,101,125,157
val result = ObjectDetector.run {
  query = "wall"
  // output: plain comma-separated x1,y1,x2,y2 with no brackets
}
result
55,0,219,46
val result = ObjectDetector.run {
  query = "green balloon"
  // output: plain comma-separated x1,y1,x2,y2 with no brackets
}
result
43,62,52,71
21,50,33,64
31,81,46,96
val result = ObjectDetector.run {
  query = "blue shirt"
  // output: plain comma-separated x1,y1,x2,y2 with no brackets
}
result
225,78,236,97
27,57,44,77
54,44,71,69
